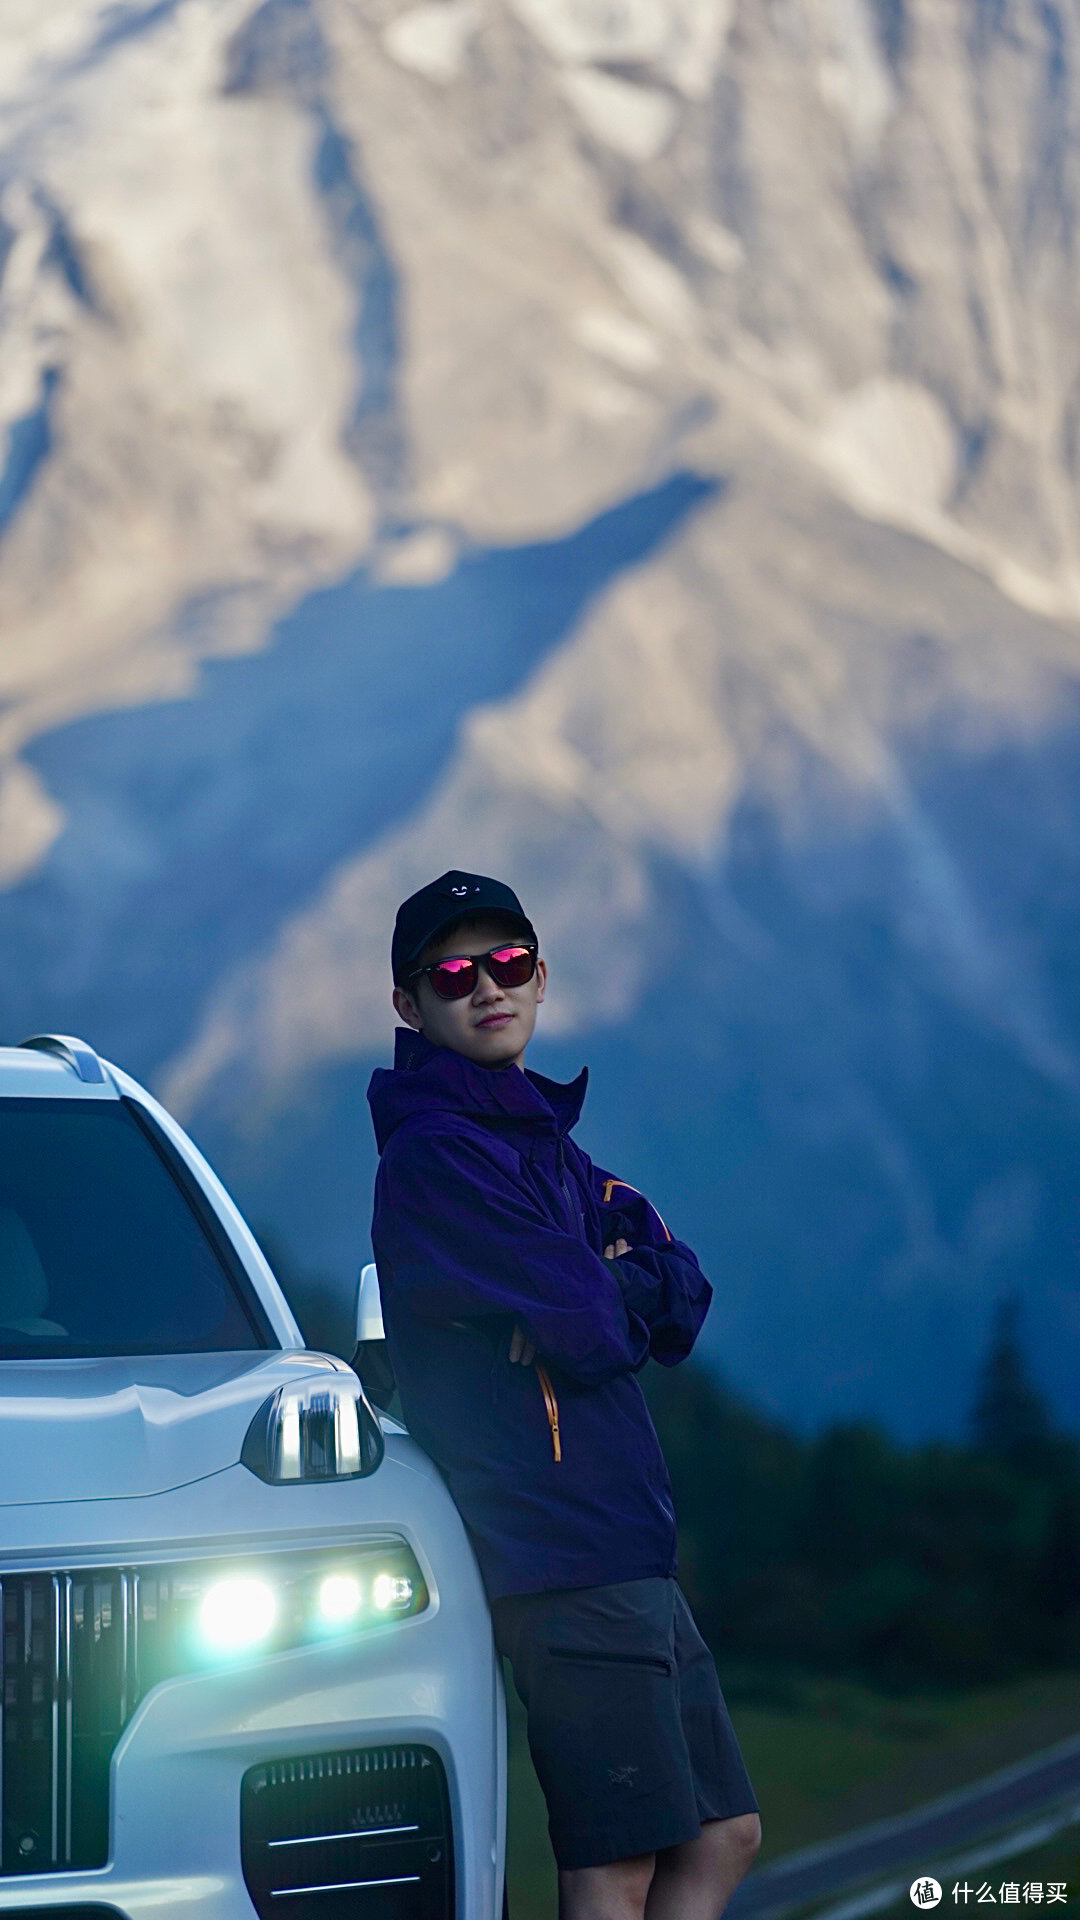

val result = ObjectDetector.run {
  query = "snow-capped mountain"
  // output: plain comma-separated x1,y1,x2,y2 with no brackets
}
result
2,0,1079,1435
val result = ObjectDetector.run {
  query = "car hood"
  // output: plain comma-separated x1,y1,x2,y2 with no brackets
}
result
0,1351,354,1504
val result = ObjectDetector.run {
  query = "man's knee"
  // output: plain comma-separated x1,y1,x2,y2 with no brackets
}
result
706,1809,762,1869
559,1849,656,1919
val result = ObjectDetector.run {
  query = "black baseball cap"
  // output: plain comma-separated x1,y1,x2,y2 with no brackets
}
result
391,870,537,985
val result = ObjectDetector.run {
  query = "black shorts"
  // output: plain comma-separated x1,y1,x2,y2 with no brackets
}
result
491,1575,759,1873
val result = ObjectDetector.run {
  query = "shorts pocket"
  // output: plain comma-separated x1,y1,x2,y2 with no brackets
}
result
524,1642,690,1841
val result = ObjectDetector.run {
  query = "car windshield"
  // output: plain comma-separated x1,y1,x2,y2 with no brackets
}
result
0,1098,271,1357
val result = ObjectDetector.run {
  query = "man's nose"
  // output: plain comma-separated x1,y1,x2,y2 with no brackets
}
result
472,961,504,1001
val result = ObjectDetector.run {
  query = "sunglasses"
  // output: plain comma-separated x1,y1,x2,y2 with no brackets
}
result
406,941,538,1001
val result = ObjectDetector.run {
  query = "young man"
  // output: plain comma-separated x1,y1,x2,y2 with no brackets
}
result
367,869,761,1920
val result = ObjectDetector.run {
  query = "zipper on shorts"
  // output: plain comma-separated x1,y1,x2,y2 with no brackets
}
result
534,1361,562,1462
546,1646,673,1675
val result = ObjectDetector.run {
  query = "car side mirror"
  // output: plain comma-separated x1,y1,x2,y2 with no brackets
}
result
356,1262,385,1344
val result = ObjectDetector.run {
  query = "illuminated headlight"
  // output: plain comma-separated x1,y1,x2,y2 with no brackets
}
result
373,1572,415,1611
241,1375,384,1483
199,1576,278,1653
162,1541,427,1672
318,1573,363,1624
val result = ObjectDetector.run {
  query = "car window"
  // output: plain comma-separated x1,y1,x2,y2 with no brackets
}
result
0,1098,271,1356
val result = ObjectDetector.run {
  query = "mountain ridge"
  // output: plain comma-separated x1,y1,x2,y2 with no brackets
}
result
1,0,1079,1433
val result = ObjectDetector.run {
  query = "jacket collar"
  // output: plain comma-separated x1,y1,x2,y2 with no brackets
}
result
368,1026,588,1152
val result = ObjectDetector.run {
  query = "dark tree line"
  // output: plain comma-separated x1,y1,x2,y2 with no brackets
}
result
643,1297,1080,1688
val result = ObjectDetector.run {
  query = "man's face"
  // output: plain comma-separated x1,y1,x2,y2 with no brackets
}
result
392,913,547,1071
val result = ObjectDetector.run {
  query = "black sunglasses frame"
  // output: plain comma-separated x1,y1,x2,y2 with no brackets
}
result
404,940,539,1000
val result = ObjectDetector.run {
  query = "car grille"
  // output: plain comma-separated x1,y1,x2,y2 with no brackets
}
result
0,1564,212,1875
241,1746,454,1919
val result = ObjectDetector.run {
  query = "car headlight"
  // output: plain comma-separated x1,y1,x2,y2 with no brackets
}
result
136,1540,429,1676
199,1574,279,1652
241,1375,384,1483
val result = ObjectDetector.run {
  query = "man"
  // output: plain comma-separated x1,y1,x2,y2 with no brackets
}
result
367,869,761,1920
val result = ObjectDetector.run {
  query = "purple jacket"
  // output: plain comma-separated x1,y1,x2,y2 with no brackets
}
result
367,1027,713,1600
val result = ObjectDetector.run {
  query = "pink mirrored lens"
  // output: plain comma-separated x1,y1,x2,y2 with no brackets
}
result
430,957,479,999
487,946,534,986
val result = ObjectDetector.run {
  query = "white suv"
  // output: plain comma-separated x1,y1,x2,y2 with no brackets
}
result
0,1035,507,1918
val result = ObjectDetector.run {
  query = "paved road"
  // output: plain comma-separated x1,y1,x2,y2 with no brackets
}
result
728,1733,1080,1919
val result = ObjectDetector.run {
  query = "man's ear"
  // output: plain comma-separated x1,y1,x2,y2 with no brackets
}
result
534,955,547,1004
393,985,423,1031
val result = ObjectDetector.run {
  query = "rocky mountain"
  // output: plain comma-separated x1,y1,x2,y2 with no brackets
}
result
1,0,1079,1438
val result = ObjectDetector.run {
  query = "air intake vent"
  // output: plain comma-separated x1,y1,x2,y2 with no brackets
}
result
1,1571,140,1874
242,1745,454,1919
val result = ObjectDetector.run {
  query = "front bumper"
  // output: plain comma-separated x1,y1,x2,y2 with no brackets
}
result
0,1436,507,1917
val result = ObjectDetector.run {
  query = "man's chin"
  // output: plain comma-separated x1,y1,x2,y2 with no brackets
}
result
471,1043,520,1069
467,1021,531,1067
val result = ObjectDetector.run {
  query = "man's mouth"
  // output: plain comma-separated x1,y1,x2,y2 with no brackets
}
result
477,1013,514,1029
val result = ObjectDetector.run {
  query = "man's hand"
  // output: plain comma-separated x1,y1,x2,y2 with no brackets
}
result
508,1323,535,1365
604,1237,631,1260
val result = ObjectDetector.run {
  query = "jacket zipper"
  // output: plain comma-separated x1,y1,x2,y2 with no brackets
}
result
556,1138,581,1237
521,1139,565,1462
534,1361,562,1462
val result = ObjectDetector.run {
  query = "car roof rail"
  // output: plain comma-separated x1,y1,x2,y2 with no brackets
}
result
19,1033,108,1084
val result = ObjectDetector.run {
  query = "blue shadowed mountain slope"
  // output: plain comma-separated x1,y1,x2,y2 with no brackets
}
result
2,471,718,1069
0,368,58,536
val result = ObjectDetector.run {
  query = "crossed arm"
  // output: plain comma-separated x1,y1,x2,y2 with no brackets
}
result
377,1128,652,1386
378,1126,711,1382
509,1231,632,1367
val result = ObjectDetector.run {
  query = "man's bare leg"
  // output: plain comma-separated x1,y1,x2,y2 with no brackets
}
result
558,1851,656,1920
644,1812,762,1920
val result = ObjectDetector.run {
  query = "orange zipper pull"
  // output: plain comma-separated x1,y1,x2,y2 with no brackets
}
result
601,1175,672,1241
534,1363,562,1463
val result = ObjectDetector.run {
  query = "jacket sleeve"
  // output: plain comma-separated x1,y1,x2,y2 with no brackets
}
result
375,1128,651,1387
587,1158,713,1367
